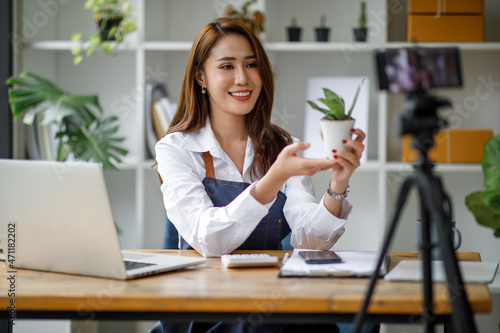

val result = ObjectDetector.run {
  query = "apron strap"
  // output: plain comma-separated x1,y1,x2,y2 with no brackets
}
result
159,152,214,185
202,151,215,178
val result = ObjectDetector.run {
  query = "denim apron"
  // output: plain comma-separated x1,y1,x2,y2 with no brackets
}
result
160,151,297,333
179,151,291,251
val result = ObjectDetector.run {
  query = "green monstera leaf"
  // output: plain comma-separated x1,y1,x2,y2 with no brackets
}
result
465,134,500,237
466,192,500,238
7,72,128,170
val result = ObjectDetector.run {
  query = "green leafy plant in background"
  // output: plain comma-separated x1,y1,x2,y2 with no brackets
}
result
307,78,365,120
71,0,136,65
223,0,265,36
465,134,500,237
7,72,128,170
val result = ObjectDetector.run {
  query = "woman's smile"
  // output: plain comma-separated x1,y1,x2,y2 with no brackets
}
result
229,89,252,101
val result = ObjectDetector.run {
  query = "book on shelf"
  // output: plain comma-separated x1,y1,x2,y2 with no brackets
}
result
152,98,176,138
37,121,58,161
25,113,59,161
145,83,176,158
25,123,40,160
151,102,164,141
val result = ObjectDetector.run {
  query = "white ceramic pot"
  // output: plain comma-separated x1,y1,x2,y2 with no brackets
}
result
320,118,355,159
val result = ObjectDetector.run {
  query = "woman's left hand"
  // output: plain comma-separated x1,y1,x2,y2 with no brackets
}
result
329,128,366,186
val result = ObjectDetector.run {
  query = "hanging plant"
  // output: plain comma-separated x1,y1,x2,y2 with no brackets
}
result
223,0,264,36
71,0,137,65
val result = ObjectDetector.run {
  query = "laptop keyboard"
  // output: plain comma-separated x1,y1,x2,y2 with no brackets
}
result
124,260,156,271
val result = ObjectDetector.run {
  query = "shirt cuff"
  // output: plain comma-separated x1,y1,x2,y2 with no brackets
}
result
319,193,353,221
311,194,352,247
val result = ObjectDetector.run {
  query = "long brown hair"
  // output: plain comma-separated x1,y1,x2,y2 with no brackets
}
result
168,17,292,178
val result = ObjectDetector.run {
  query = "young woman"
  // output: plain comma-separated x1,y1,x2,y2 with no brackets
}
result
154,17,367,333
156,17,365,258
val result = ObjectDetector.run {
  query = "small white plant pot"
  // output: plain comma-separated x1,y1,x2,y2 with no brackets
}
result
320,118,355,159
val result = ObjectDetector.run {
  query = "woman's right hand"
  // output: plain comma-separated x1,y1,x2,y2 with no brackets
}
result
251,141,338,205
270,141,338,180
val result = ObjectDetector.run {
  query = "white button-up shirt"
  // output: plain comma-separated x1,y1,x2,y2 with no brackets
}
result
155,121,351,257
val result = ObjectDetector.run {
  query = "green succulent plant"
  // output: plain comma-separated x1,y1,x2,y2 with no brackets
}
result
319,15,327,28
359,2,367,29
307,78,365,120
7,72,128,170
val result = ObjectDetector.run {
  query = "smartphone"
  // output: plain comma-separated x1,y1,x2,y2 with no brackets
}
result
375,47,462,93
299,250,342,264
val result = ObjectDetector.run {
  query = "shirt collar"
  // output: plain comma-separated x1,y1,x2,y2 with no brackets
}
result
180,118,216,152
180,118,255,176
179,118,230,162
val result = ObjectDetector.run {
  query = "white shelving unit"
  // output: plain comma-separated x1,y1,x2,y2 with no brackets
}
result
14,0,500,253
11,1,500,332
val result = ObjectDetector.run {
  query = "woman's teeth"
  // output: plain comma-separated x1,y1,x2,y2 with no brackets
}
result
230,91,250,97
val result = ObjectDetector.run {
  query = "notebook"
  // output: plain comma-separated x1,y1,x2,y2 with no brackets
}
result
0,159,206,280
279,249,387,277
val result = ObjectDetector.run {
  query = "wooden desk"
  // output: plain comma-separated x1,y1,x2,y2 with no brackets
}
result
0,250,492,325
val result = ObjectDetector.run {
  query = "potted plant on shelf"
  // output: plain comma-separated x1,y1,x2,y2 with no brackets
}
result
353,1,368,42
287,17,302,42
6,72,128,170
223,0,264,37
315,15,330,42
465,134,500,238
71,0,136,65
307,78,365,159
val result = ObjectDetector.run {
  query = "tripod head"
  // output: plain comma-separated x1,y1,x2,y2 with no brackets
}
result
397,89,450,160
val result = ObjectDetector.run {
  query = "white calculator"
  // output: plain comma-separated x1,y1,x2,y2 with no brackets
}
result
221,253,279,268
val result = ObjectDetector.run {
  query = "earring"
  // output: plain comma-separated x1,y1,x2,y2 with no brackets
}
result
201,86,206,95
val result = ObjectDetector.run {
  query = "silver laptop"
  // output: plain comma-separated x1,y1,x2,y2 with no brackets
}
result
0,159,206,279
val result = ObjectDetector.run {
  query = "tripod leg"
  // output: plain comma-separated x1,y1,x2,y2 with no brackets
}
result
431,186,477,333
417,189,436,333
351,176,416,333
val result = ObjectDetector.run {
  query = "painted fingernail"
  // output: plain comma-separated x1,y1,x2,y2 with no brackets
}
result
350,128,355,132
332,149,337,153
333,155,338,159
342,140,347,144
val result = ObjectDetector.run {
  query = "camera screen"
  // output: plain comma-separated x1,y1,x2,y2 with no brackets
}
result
376,47,462,93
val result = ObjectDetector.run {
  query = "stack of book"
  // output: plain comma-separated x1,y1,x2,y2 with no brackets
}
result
25,114,59,161
145,83,176,158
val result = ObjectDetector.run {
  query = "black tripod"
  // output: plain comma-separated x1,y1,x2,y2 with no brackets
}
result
351,90,477,333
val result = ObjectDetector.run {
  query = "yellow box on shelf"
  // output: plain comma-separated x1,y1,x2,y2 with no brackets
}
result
408,0,484,14
407,0,484,42
402,129,493,163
